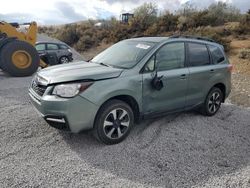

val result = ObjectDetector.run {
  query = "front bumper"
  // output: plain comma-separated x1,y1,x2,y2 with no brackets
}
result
29,88,99,133
68,54,73,62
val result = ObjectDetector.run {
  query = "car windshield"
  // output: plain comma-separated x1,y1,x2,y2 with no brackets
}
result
91,40,155,69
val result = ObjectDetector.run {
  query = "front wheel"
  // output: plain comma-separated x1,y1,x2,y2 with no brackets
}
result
59,56,69,64
94,100,134,145
201,87,223,116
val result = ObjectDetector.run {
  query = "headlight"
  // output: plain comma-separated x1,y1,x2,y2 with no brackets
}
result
52,82,93,98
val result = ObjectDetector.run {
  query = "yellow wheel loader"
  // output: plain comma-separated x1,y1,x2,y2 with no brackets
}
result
0,21,47,77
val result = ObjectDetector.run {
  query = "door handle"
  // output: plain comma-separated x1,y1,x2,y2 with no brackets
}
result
210,69,215,73
180,74,186,79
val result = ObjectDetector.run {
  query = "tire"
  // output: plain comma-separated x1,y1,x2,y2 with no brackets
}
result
0,40,39,77
200,87,223,116
59,56,69,64
93,99,134,145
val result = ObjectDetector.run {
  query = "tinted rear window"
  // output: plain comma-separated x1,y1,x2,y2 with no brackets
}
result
208,45,225,64
188,43,210,67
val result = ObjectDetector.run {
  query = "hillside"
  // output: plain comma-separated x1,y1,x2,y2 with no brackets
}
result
39,2,250,53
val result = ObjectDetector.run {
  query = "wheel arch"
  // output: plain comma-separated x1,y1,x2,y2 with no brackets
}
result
212,83,226,102
59,55,69,61
95,94,141,124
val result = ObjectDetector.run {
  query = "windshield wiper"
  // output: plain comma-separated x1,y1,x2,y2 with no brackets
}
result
92,61,126,69
99,62,110,67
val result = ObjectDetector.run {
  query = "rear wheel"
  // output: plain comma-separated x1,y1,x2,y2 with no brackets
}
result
94,100,134,145
0,40,39,77
200,87,223,116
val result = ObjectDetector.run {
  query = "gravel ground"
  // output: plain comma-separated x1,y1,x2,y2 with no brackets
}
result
229,73,250,108
0,73,250,188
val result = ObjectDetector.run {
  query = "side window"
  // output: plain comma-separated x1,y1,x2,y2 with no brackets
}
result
208,45,225,64
144,55,155,72
188,43,210,67
59,44,69,49
156,42,185,71
47,44,59,50
35,44,45,51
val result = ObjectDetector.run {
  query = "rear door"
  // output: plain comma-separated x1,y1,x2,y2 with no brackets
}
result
46,43,60,57
186,42,214,107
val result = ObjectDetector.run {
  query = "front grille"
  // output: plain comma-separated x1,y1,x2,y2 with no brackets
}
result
31,80,47,96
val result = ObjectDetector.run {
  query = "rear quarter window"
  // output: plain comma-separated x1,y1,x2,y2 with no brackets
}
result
59,44,69,49
188,43,210,67
208,45,225,64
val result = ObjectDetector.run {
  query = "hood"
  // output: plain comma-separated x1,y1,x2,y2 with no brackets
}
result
37,61,123,85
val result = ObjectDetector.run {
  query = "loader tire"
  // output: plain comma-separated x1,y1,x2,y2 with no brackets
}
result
0,40,39,77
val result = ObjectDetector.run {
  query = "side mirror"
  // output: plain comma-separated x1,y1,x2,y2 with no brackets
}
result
151,74,163,90
150,54,164,91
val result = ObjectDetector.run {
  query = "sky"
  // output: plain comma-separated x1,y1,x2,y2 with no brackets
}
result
0,0,249,25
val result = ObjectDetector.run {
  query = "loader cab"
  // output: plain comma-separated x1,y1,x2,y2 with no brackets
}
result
121,13,134,24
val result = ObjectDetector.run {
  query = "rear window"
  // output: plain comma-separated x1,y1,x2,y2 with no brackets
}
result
188,43,210,67
208,45,225,64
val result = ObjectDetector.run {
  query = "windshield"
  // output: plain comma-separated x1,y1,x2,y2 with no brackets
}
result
91,40,155,69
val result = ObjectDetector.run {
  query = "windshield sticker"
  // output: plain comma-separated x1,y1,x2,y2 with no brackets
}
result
136,44,151,50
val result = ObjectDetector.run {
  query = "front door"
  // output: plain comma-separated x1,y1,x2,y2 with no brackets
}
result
142,42,189,115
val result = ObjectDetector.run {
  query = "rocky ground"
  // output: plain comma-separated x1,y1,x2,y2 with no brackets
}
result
0,70,250,188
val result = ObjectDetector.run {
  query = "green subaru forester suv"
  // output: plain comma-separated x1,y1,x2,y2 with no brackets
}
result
29,36,232,144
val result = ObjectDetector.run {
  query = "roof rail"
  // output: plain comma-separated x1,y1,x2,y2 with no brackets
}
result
170,35,216,43
132,35,152,38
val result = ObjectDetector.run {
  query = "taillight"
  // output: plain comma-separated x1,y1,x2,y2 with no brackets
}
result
228,64,233,72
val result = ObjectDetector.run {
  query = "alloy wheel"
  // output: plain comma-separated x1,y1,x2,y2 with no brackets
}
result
60,57,69,64
208,91,221,114
103,108,130,139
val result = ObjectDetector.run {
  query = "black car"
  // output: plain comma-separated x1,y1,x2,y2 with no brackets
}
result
35,42,73,64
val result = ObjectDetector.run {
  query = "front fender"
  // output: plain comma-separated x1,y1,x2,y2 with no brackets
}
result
81,75,143,111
